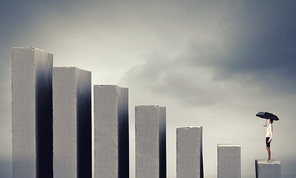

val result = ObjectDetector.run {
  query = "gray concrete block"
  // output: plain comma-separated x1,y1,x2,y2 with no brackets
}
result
53,67,91,178
255,159,281,178
94,85,129,178
177,126,203,178
135,105,166,178
217,144,241,178
12,47,53,178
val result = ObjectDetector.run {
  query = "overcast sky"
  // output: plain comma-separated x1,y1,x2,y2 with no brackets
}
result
1,0,296,177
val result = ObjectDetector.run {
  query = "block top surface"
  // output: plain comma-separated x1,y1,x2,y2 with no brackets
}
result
136,105,166,109
136,105,159,107
256,159,281,165
12,47,46,52
218,144,241,147
95,84,118,87
53,67,77,70
53,67,90,73
94,85,127,89
177,126,202,129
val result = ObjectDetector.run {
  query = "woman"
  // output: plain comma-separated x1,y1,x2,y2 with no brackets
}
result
264,118,273,161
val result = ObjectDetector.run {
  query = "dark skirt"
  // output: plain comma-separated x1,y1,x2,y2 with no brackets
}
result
266,137,271,147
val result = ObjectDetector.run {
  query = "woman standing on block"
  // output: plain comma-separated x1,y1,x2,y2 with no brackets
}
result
264,118,273,161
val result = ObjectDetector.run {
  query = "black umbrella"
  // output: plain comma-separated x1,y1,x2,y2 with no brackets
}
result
256,112,279,121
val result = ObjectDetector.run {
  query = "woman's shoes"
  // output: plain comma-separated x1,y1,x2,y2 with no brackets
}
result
266,159,271,162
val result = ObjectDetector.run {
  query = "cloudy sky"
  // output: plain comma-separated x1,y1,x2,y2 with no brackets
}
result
1,0,296,177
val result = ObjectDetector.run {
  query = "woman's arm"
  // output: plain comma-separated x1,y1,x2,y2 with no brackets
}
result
268,125,273,142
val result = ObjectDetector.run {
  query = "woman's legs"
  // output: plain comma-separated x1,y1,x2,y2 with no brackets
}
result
266,146,271,161
266,137,271,161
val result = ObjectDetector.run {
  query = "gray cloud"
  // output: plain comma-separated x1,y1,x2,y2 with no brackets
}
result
121,0,296,109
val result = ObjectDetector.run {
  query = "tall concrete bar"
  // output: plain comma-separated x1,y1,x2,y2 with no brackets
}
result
255,159,281,178
217,144,241,178
53,67,91,178
12,47,53,178
177,126,203,178
135,105,166,178
94,85,129,178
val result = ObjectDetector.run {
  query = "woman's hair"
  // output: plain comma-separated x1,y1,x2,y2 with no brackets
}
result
269,119,273,124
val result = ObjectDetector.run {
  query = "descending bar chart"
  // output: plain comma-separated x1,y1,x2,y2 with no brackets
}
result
11,47,282,178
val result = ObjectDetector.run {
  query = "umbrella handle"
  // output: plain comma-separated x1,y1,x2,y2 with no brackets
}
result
263,120,267,127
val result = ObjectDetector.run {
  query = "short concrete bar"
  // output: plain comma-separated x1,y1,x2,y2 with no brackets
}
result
94,85,129,178
255,159,281,178
53,67,91,178
135,105,166,178
177,126,203,178
12,47,53,178
217,144,241,178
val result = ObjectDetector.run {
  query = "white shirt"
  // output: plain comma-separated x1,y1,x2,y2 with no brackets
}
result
265,124,273,141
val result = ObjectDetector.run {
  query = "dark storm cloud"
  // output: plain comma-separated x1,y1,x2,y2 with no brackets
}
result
122,0,296,107
211,0,296,91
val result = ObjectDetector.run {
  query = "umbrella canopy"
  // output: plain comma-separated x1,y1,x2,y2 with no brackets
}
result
256,112,279,121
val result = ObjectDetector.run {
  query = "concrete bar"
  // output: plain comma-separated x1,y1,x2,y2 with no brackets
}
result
12,47,53,178
217,144,241,178
53,67,91,178
94,85,129,178
177,126,203,178
135,105,166,178
255,159,281,178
